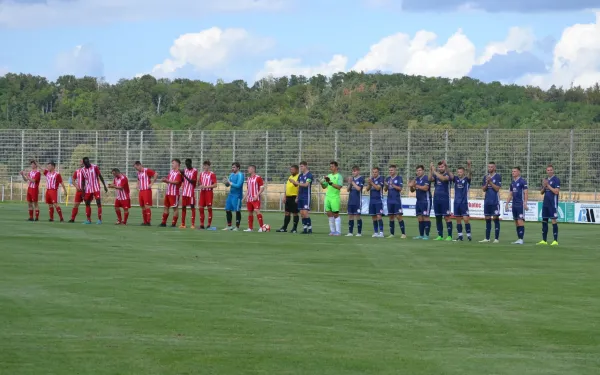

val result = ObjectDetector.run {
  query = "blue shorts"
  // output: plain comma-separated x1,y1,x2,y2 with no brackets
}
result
387,202,403,216
484,204,500,217
369,202,384,216
348,204,361,215
542,204,558,219
512,205,525,221
415,200,431,217
453,202,469,217
433,199,451,216
225,195,242,212
297,196,311,211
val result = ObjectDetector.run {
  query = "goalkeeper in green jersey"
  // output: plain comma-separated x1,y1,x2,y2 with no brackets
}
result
319,161,343,235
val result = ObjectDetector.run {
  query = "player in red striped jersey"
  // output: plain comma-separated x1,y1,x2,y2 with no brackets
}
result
160,158,183,227
179,159,198,229
134,161,157,226
109,168,131,225
197,160,217,229
43,162,67,222
69,161,86,223
242,165,266,232
82,156,108,225
20,160,41,221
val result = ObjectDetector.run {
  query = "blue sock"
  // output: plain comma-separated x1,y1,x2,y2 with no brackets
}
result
518,225,524,240
485,219,492,240
494,218,500,240
378,219,384,232
357,219,363,234
542,220,548,241
436,216,443,236
389,220,395,235
446,221,453,238
424,222,431,236
457,223,463,237
552,223,558,241
349,219,354,234
419,221,424,236
515,225,520,238
373,220,378,233
399,220,405,235
302,218,307,226
465,223,472,236
307,218,312,227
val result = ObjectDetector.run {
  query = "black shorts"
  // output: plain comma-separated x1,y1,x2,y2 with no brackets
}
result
285,196,298,213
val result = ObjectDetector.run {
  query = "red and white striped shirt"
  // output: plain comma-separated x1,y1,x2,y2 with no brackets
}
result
83,164,101,193
246,175,264,202
181,168,198,197
44,170,63,190
113,175,130,201
28,170,41,189
137,168,156,191
199,171,216,190
166,170,182,196
72,169,84,190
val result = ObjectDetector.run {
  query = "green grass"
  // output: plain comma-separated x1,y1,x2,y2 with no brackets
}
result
1,203,599,375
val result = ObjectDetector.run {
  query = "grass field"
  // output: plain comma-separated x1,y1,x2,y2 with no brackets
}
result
1,203,599,375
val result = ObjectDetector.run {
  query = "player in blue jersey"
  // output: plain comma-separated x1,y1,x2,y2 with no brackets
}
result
505,167,528,245
480,162,502,243
294,161,313,234
366,167,385,238
452,160,472,241
346,166,364,237
222,162,245,231
429,161,453,241
538,164,560,246
408,165,432,240
384,165,406,239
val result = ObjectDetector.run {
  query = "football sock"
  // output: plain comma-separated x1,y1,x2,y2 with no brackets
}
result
71,207,78,220
292,215,299,230
494,218,500,240
389,220,395,235
485,218,492,240
518,225,524,240
328,217,335,233
334,217,341,233
146,208,152,224
424,221,431,236
418,221,424,236
191,207,196,227
28,209,33,220
85,205,91,220
257,214,264,227
399,220,405,235
357,219,363,234
465,223,472,237
283,215,291,230
116,209,122,222
235,212,241,228
35,209,39,220
226,211,232,226
553,223,558,241
162,212,168,225
349,219,354,234
307,217,312,228
446,221,453,238
542,220,548,241
436,216,443,236
124,211,129,224
56,207,63,221
378,219,384,233
457,223,463,237
372,220,378,233
171,213,178,226
208,208,213,226
97,206,102,221
181,207,187,226
49,206,54,220
199,208,205,226
248,215,254,230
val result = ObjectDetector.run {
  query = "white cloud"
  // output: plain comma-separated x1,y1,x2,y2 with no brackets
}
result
518,12,600,88
256,55,348,80
55,44,104,77
0,0,287,28
151,27,273,78
477,27,535,64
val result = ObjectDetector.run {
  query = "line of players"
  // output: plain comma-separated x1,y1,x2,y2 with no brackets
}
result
20,157,561,245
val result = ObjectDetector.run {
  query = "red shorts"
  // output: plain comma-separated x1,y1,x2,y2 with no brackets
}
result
84,191,101,201
26,188,39,203
138,190,152,207
164,195,179,208
115,199,131,209
181,195,194,207
246,200,261,212
199,190,213,207
45,189,58,204
74,191,84,203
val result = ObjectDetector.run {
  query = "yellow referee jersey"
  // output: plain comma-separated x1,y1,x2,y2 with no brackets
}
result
286,174,299,197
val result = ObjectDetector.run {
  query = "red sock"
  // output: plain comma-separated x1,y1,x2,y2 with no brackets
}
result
71,207,78,220
35,210,40,220
208,207,213,226
172,214,178,227
248,214,254,230
199,207,205,226
116,209,122,223
56,206,63,221
98,206,102,221
191,207,196,227
162,212,168,225
257,213,264,227
141,208,147,224
146,209,152,224
124,212,129,224
85,205,91,220
29,210,33,219
49,206,54,220
181,207,187,226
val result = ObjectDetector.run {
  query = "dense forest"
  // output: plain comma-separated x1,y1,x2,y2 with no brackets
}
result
1,72,600,130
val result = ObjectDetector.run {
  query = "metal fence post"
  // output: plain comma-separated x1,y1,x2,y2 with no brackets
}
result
265,130,269,209
406,129,411,183
298,130,302,163
369,130,373,169
139,131,144,163
232,131,236,161
334,130,338,161
569,129,573,200
20,130,24,172
169,131,173,168
10,176,13,201
526,130,531,183
200,131,204,163
57,130,62,172
485,129,489,168
125,131,130,177
95,131,98,163
444,130,448,161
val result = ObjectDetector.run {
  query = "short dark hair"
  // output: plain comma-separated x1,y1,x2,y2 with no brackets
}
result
352,165,360,171
29,160,36,164
134,161,142,166
83,157,90,163
203,160,211,166
172,158,181,165
330,161,338,167
112,168,120,173
457,167,465,171
232,162,240,168
437,161,444,166
489,161,496,165
513,166,521,171
185,158,192,164
372,167,381,172
47,162,56,167
291,164,299,170
300,161,308,166
547,164,554,169
416,165,425,171
389,164,397,169
248,164,257,171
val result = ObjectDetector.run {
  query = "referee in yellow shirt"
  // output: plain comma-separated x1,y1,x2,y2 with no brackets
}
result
277,164,300,233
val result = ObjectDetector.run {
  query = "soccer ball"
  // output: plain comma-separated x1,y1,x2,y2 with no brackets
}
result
261,224,271,232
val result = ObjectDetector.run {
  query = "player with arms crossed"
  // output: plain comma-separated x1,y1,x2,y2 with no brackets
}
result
481,162,502,243
223,162,244,231
408,165,432,240
198,160,217,230
453,161,472,241
179,159,198,229
69,161,85,223
538,164,560,246
134,161,157,226
319,161,343,236
346,165,364,237
294,161,313,234
81,157,108,225
20,160,41,221
243,165,266,232
160,159,183,227
505,167,528,244
385,165,406,239
277,165,300,233
430,161,453,241
366,167,385,238
43,162,67,222
109,168,131,225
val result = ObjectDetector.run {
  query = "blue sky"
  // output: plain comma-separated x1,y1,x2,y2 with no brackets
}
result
1,0,599,88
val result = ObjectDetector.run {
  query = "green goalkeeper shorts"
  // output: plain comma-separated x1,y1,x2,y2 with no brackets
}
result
325,197,341,213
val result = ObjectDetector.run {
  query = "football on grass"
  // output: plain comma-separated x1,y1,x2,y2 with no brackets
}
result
261,224,271,232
